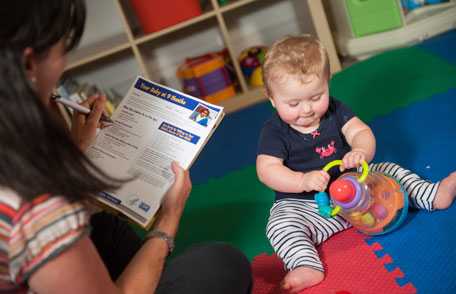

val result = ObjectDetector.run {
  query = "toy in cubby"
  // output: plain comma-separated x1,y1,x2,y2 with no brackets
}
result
315,160,409,236
238,46,267,87
130,0,202,34
401,0,448,12
177,50,236,104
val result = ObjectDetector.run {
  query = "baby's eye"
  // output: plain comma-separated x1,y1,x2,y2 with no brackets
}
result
289,101,299,107
311,95,321,101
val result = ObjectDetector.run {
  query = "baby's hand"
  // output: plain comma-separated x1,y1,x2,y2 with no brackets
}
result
342,149,366,170
302,170,330,192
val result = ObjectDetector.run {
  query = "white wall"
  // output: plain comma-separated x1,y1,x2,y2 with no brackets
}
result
79,0,127,47
70,0,316,95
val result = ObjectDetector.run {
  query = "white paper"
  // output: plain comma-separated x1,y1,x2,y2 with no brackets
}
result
86,76,224,227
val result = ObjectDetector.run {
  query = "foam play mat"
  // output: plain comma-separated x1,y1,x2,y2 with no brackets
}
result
251,229,416,293
146,30,456,293
250,90,456,293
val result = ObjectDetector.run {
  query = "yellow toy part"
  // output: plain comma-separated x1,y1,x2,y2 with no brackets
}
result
249,67,263,87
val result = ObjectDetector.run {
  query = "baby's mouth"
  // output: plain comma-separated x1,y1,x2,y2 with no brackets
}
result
300,114,314,120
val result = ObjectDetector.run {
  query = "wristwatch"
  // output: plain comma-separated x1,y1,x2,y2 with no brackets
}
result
145,229,175,254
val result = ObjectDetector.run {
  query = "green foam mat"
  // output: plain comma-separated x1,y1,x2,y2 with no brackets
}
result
330,46,456,122
174,165,273,259
128,166,273,260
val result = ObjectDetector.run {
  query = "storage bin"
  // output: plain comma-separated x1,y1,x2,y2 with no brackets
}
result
129,0,202,34
327,0,456,59
345,0,403,37
177,52,236,104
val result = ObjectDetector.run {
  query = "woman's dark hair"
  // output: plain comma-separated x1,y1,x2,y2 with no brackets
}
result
0,0,123,201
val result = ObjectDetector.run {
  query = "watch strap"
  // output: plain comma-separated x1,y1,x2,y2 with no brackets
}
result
145,229,175,254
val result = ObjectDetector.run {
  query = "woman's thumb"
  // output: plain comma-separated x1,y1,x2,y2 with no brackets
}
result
171,161,184,183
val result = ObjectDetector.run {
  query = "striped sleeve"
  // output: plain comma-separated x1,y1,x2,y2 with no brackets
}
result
5,193,89,285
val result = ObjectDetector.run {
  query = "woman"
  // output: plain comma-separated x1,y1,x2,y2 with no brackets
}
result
0,1,251,293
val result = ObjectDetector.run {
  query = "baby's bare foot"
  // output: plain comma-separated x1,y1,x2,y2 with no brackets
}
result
434,172,456,210
282,266,324,293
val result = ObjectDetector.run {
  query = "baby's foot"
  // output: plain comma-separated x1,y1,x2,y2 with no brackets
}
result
282,266,324,293
434,172,456,210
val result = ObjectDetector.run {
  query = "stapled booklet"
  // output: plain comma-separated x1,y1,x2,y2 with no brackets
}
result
86,76,225,228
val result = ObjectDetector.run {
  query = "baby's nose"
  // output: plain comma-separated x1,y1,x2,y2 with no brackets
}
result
301,103,312,114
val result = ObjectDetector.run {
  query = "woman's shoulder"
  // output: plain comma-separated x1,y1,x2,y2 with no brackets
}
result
0,188,87,225
0,188,90,287
0,189,90,248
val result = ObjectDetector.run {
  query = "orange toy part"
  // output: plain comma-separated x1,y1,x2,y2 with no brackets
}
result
178,55,227,79
339,172,405,235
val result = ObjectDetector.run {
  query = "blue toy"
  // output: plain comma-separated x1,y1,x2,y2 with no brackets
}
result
401,0,447,12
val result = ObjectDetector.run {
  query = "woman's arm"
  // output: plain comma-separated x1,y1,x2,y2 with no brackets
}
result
28,163,191,294
28,235,119,294
116,162,191,294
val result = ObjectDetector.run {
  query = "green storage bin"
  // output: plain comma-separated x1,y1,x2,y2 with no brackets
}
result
346,0,403,37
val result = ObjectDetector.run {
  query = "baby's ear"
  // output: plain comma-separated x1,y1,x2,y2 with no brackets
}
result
263,87,276,108
268,97,276,108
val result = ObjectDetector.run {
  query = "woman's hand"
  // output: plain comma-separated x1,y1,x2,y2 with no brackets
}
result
70,94,107,152
156,162,192,233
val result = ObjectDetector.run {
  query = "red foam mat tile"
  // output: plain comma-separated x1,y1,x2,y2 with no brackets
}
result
251,228,416,294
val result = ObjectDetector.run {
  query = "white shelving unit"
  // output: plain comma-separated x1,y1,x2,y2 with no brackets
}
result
65,0,341,114
326,0,456,60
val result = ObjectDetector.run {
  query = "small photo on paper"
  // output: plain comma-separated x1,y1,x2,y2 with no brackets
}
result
189,104,212,127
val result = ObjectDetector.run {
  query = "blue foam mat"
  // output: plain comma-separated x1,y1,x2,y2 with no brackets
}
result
190,102,272,184
367,89,456,293
419,29,456,66
371,88,456,180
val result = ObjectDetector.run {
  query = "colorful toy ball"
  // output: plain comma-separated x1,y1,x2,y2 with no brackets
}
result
238,46,267,86
316,160,409,236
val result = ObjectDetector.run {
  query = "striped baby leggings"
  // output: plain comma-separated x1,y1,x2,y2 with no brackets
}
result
266,162,439,272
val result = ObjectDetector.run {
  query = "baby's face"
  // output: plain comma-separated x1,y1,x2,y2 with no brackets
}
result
269,73,329,133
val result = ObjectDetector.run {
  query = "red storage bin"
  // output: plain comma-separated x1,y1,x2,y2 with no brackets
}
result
129,0,202,34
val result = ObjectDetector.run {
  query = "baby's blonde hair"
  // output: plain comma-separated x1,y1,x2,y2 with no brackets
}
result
262,34,329,96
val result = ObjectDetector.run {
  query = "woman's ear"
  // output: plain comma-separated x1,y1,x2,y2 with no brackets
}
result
23,47,38,84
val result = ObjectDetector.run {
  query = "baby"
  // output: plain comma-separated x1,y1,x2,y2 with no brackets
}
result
256,34,456,293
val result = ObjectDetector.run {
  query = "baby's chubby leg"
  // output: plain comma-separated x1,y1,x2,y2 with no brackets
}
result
266,199,350,292
368,162,456,211
433,172,456,210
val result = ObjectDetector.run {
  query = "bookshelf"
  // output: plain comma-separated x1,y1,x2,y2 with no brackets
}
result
65,0,341,114
325,0,456,60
